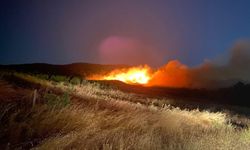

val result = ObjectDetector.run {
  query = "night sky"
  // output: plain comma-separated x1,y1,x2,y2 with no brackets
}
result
1,0,250,67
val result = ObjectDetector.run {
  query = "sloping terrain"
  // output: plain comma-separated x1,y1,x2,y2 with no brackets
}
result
0,63,129,78
1,72,250,149
1,63,250,109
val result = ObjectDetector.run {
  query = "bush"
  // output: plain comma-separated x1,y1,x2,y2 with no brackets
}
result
50,75,68,83
70,77,81,85
36,74,49,80
43,92,70,108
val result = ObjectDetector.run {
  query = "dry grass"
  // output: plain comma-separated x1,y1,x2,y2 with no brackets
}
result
33,105,250,150
1,72,250,149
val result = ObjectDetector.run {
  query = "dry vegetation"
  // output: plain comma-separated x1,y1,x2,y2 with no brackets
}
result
1,72,250,149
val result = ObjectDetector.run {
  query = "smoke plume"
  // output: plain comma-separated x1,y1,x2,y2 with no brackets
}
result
148,40,250,88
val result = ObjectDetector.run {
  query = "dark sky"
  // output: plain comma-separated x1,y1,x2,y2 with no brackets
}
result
1,0,250,67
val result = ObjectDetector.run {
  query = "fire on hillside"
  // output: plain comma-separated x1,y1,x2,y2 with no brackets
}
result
87,60,191,87
88,65,153,85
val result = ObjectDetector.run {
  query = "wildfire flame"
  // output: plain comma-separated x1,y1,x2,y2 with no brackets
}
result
87,60,192,87
89,65,152,85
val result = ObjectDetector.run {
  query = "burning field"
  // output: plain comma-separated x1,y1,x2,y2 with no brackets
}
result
87,60,193,88
87,65,153,85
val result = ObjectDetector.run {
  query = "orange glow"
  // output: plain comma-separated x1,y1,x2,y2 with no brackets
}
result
147,60,191,87
88,60,194,87
89,65,152,84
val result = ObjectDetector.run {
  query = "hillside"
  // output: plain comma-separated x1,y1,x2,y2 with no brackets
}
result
1,71,250,149
1,63,250,110
0,63,129,78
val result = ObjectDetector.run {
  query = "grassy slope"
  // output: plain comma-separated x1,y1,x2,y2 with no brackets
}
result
2,63,250,109
0,72,250,149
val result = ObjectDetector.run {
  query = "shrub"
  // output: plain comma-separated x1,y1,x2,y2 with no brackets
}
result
43,92,70,108
70,77,81,85
36,74,49,80
50,75,68,83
